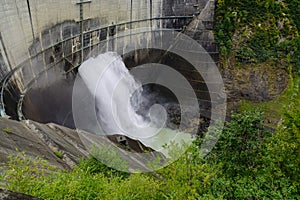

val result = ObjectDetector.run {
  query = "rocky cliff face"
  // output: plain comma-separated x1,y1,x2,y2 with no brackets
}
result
222,63,288,111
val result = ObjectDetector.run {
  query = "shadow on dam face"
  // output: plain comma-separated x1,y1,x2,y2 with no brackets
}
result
22,72,76,128
3,48,211,133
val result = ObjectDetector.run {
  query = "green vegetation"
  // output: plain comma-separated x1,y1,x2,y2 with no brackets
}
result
54,151,63,159
215,0,300,128
2,127,12,134
215,0,300,73
1,110,299,199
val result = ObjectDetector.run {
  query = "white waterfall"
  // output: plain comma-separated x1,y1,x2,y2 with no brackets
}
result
78,52,192,155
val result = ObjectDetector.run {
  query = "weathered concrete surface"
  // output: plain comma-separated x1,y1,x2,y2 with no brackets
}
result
0,0,202,74
0,117,88,169
0,188,42,200
184,0,218,61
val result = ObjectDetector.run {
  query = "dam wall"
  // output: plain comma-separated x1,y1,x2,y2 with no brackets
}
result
0,0,207,74
0,0,220,126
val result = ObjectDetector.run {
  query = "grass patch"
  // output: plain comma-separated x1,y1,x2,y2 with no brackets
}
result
2,127,12,134
53,151,63,159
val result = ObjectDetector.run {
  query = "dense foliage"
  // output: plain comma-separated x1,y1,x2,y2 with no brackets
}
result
214,0,300,72
1,109,299,199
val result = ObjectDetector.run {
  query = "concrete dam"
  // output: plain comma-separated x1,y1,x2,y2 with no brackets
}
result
0,0,229,172
0,0,221,128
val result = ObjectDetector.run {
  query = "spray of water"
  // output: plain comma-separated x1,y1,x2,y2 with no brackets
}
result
78,52,192,155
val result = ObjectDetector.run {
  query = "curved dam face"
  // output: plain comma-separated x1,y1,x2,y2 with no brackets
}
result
0,0,219,130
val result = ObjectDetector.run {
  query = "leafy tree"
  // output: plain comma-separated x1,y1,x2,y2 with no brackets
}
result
210,110,269,177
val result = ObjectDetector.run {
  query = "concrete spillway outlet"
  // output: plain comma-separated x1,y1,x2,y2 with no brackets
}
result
3,49,211,135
